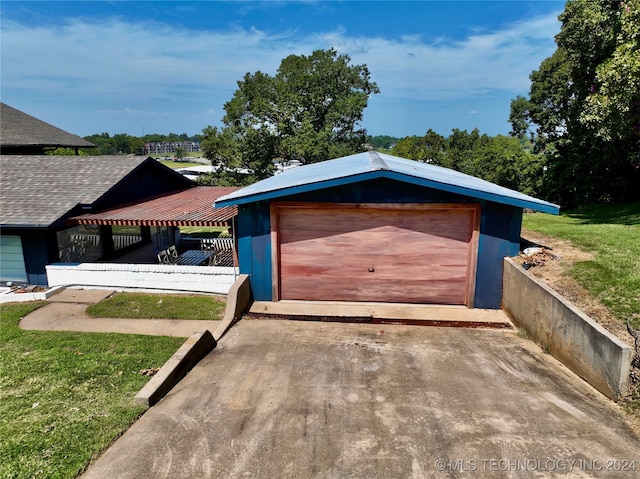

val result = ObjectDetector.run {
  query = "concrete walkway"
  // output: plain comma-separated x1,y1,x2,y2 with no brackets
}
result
19,287,513,337
19,288,220,337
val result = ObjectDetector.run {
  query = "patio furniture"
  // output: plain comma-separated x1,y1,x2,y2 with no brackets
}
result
176,250,215,266
157,250,171,264
167,245,179,263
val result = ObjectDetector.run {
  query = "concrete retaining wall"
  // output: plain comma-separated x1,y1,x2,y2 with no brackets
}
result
213,274,252,341
46,263,239,294
502,257,632,399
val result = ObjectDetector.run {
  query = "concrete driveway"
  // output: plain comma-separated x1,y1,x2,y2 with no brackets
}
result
82,320,639,478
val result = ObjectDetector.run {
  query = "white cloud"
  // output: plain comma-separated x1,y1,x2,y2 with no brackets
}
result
0,11,560,135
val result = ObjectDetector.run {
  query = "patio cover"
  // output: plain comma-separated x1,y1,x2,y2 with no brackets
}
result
69,186,238,227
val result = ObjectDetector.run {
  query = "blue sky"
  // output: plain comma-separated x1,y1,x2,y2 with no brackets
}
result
0,1,565,139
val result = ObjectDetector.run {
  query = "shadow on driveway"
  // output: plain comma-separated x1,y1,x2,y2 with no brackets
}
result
82,320,640,478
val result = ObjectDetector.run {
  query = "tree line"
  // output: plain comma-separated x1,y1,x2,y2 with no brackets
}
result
54,132,203,156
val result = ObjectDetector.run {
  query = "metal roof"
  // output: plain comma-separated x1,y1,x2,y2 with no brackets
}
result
215,151,560,215
69,186,238,227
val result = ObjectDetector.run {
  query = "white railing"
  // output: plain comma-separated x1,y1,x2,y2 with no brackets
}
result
113,234,142,250
46,263,238,294
200,237,234,251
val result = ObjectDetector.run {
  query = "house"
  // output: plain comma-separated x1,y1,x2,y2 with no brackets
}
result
0,102,96,155
215,151,559,309
0,155,195,285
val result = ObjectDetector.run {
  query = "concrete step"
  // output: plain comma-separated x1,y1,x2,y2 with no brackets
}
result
247,300,513,328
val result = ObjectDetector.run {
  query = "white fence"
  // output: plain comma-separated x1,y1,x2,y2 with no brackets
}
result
46,263,238,294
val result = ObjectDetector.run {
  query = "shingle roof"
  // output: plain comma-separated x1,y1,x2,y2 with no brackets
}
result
69,186,239,227
215,151,560,214
0,103,96,150
1,156,165,227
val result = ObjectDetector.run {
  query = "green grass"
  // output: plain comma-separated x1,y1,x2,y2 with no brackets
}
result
0,302,184,479
158,159,201,169
522,201,640,329
179,226,229,237
86,292,226,320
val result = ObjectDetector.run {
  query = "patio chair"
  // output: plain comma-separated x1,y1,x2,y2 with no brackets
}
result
207,252,219,266
167,245,179,263
157,250,171,264
201,239,216,251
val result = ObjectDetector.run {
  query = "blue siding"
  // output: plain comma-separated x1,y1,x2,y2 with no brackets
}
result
475,204,522,309
236,178,523,308
238,202,272,300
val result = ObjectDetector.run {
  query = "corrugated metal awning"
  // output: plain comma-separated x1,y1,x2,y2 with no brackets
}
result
70,186,238,227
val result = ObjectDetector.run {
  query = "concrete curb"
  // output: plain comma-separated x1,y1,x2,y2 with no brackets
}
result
134,275,252,407
0,284,67,303
134,330,216,407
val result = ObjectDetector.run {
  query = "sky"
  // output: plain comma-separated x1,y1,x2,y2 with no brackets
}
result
0,0,566,139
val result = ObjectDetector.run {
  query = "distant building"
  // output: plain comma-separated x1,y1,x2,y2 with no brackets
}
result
145,141,200,155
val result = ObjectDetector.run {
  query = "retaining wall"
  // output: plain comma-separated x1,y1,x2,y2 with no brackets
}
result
502,257,632,399
46,263,238,294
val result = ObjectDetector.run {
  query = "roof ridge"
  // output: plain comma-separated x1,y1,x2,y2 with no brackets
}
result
368,151,389,171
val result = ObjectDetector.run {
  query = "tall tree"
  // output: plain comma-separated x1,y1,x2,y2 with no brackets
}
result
509,0,640,206
392,129,447,165
201,49,379,186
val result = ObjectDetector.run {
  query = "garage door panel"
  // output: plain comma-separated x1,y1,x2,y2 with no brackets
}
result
280,209,472,244
281,253,468,280
281,228,470,256
280,276,468,303
274,203,479,305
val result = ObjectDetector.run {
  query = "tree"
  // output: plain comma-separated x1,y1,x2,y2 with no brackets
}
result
509,0,640,206
174,147,186,162
391,129,447,165
391,128,545,197
201,49,379,185
580,0,640,144
367,135,399,150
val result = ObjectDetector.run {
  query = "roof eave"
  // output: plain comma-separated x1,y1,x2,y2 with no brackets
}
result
383,171,560,214
215,170,560,214
215,170,385,207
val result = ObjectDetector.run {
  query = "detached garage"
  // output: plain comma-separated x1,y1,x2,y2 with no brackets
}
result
215,152,559,309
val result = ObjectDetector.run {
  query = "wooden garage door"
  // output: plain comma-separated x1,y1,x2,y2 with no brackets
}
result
271,202,480,305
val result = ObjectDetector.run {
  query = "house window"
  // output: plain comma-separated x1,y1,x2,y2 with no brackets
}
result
57,225,103,263
0,235,28,284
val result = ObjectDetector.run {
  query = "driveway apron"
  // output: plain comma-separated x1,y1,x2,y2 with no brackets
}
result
82,320,640,479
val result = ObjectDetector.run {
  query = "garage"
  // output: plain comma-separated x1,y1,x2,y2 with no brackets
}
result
215,152,559,309
272,202,480,305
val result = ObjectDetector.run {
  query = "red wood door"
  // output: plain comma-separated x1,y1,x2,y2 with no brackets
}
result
271,203,480,305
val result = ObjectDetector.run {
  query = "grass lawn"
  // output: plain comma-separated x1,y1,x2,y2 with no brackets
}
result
179,225,229,238
0,301,185,479
522,201,640,329
86,292,226,320
158,159,201,169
